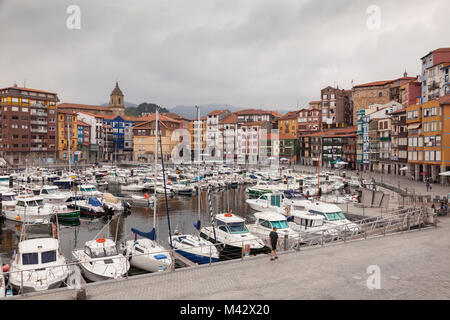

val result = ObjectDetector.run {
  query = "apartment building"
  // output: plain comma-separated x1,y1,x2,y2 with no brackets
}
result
0,84,59,166
420,48,450,103
352,74,416,125
320,86,353,127
132,114,181,162
57,109,81,163
390,108,408,176
205,110,231,159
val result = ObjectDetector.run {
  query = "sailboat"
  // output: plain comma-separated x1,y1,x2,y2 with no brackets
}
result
123,110,172,272
169,106,219,264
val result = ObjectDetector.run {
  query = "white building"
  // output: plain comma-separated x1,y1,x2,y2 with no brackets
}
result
76,112,105,162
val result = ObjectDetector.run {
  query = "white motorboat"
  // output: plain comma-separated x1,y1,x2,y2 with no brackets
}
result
347,176,361,188
1,189,18,212
8,222,69,293
0,175,10,187
4,195,54,223
67,197,105,218
304,201,360,232
246,211,301,244
31,185,72,204
246,193,286,215
286,210,339,237
121,184,145,192
169,233,219,265
123,237,172,273
199,213,269,259
72,238,130,282
101,193,124,214
78,184,102,197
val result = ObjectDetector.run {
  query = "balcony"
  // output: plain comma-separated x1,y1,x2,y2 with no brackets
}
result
30,120,47,125
30,103,47,109
30,111,48,117
30,128,47,133
30,147,47,151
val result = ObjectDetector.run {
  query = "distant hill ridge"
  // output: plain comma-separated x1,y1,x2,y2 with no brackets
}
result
113,102,295,119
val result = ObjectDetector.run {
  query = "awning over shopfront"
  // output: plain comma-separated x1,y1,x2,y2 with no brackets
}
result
407,123,421,130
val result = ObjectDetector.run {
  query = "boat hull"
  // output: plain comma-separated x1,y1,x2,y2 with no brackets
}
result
199,232,270,260
174,249,219,265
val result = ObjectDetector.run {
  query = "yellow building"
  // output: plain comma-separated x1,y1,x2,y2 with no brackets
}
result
132,114,181,162
57,109,79,162
278,111,299,137
407,96,450,184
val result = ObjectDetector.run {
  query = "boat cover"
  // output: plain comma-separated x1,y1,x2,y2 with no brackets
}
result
193,220,201,230
131,227,156,240
88,197,102,207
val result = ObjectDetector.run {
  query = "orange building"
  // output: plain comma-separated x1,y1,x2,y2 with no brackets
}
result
407,95,450,184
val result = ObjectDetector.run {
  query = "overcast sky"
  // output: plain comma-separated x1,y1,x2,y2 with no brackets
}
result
0,0,449,109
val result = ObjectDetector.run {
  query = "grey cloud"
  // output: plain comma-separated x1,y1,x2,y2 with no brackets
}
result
0,0,449,110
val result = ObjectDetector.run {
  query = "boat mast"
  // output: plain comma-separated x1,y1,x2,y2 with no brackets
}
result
196,105,201,228
67,123,71,173
317,135,322,200
158,109,173,249
153,110,158,232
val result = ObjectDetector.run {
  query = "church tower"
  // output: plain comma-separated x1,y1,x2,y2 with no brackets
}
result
109,81,125,116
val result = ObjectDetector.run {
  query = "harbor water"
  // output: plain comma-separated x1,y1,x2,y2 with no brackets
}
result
0,185,252,267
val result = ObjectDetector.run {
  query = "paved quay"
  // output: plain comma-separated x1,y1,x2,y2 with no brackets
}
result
18,216,450,300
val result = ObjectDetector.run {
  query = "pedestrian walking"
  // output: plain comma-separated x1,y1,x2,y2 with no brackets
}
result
269,227,280,261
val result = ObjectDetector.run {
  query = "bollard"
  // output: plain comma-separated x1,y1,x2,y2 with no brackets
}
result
321,231,324,247
284,234,288,251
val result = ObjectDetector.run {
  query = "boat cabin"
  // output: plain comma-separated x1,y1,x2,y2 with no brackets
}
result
16,196,45,209
289,212,325,229
306,202,348,222
17,238,59,266
84,239,118,259
79,185,99,193
253,211,289,230
215,213,249,234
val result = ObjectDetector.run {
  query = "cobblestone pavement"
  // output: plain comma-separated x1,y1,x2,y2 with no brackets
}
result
19,216,450,300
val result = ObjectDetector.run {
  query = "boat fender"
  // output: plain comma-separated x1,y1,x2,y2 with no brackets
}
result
53,224,57,238
224,213,232,217
96,238,106,243
2,264,9,272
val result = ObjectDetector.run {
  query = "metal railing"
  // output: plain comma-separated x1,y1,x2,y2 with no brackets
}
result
1,206,432,299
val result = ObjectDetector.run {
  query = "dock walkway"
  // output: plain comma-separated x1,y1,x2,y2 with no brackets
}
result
13,216,450,300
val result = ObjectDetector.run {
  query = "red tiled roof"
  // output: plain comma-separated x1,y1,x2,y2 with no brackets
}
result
0,86,57,95
439,94,450,105
76,120,90,127
234,109,281,117
279,111,300,120
353,80,393,88
309,101,322,104
220,114,238,124
77,111,105,119
59,102,111,112
208,109,230,116
389,108,407,115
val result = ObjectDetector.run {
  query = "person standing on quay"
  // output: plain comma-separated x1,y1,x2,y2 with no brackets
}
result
269,227,280,261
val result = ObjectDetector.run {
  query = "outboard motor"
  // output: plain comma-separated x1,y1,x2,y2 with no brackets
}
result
102,203,114,216
122,200,132,214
